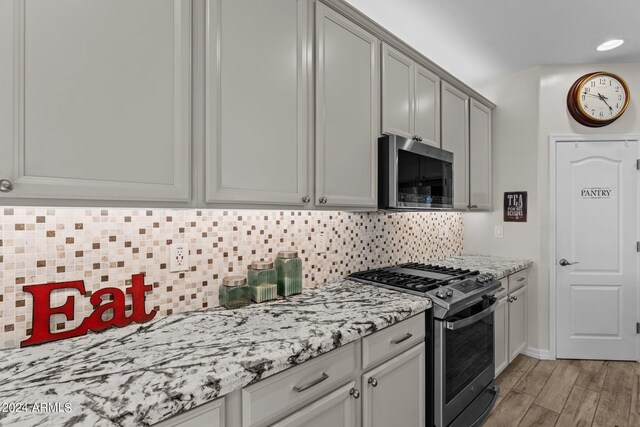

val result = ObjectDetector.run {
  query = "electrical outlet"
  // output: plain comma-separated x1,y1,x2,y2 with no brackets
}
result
315,231,327,254
170,243,189,272
494,225,504,239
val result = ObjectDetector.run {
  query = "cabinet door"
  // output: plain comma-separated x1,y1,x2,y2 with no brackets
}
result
414,65,440,148
315,3,378,209
206,0,311,206
362,343,425,427
469,99,492,210
508,286,527,362
494,296,509,377
381,43,413,139
441,82,469,210
1,0,191,203
155,397,224,427
271,382,357,427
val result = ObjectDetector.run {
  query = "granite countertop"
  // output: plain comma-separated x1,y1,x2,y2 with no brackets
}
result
0,280,430,427
432,254,533,279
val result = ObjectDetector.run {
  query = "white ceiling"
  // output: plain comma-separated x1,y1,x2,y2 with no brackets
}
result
344,0,640,88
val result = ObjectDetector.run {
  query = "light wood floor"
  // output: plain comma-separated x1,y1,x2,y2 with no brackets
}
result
483,354,640,427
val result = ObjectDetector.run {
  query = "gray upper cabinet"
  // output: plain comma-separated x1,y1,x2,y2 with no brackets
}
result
469,99,492,210
0,0,191,203
205,0,312,207
381,44,413,139
315,3,378,209
414,65,440,148
381,43,439,148
441,82,469,210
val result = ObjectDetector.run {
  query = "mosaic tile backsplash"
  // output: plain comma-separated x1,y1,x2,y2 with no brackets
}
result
0,208,463,348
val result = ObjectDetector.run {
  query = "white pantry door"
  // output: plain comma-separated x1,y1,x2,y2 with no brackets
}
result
556,138,638,360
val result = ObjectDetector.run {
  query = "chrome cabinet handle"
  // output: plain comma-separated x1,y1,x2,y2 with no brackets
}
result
350,388,360,399
390,332,413,345
0,179,13,193
559,258,579,266
319,197,327,204
368,377,378,387
293,372,329,393
302,196,310,203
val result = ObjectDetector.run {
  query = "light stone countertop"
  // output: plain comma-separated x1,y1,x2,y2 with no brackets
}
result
432,254,533,279
0,280,431,427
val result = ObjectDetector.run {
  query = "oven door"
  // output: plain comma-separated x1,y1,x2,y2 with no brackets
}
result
434,297,497,427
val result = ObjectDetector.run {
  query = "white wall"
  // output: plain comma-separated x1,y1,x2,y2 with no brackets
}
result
466,63,640,354
464,67,542,349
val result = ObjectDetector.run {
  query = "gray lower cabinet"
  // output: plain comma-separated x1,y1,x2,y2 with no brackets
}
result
362,343,425,427
0,0,191,203
315,2,379,209
494,293,509,376
271,382,357,427
155,397,225,427
494,268,529,377
205,0,312,207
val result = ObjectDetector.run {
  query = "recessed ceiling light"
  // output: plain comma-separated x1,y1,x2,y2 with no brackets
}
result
597,39,624,51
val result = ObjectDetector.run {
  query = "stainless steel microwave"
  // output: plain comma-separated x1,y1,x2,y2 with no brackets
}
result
379,134,454,210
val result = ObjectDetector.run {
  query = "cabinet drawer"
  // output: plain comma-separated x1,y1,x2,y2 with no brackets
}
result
495,278,508,299
508,269,528,293
242,342,356,427
362,313,425,370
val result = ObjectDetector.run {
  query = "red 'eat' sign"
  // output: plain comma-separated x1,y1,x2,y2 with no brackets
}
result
21,274,156,347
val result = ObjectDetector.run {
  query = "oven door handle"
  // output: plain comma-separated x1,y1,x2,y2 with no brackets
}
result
444,299,498,330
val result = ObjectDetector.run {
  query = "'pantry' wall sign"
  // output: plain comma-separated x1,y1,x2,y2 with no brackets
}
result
21,274,157,347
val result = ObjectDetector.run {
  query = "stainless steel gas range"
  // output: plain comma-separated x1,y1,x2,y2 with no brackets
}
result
350,263,501,427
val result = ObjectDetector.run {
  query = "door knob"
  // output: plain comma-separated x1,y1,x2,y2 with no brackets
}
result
559,258,579,266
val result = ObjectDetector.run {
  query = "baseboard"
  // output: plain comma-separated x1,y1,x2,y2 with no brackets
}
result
522,347,552,360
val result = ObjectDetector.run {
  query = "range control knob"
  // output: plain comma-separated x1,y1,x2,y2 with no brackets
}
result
436,291,446,299
446,290,453,297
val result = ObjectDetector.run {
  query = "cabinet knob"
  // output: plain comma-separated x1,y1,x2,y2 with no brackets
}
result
350,388,360,399
319,196,327,204
412,135,419,141
368,377,378,387
0,179,13,193
469,204,478,209
302,196,310,203
418,136,423,142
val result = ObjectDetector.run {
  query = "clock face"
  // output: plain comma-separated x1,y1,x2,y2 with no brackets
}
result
577,74,628,121
567,72,630,127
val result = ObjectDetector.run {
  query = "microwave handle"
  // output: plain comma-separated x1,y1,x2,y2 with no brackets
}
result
444,299,498,330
